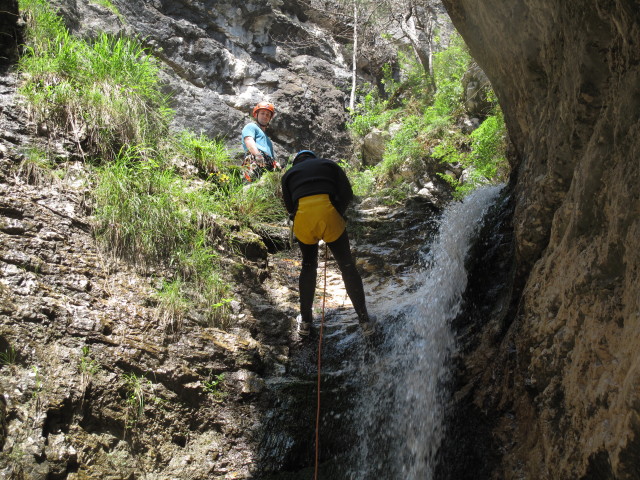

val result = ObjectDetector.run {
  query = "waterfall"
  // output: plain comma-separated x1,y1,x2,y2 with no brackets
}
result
351,185,503,479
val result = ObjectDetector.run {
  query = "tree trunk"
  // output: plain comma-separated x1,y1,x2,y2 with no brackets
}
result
349,0,358,110
401,12,435,89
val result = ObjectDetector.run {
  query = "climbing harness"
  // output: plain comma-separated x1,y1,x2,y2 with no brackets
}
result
241,152,280,182
314,242,328,480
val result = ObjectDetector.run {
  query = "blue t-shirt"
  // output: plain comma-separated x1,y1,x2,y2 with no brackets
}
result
241,123,274,158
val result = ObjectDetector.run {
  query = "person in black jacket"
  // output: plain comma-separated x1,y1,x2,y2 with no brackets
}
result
281,150,376,340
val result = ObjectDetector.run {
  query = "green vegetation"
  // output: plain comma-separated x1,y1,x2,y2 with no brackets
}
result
79,345,101,376
19,0,170,161
93,148,196,265
0,345,17,366
154,278,191,332
121,372,166,433
90,0,122,19
203,371,226,401
17,0,287,330
207,170,287,228
122,372,151,421
433,109,508,197
347,34,509,200
15,147,56,185
174,131,235,179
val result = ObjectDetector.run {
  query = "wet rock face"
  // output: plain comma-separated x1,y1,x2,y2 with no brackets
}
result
442,1,640,478
50,0,353,160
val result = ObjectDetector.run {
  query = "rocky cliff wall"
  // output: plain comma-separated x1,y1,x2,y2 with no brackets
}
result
0,0,22,66
442,1,640,478
51,0,354,161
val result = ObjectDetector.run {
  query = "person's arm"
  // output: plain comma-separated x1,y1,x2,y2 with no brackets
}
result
243,136,262,157
334,164,354,214
281,174,295,215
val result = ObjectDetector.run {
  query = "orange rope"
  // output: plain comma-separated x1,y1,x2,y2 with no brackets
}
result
314,243,328,480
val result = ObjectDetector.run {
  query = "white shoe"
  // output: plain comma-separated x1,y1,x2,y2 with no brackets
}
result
361,316,382,346
295,314,311,338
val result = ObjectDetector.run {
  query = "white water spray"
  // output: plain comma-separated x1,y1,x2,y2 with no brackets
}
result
352,185,503,479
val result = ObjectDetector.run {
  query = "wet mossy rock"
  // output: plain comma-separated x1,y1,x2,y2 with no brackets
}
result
254,224,290,253
230,227,268,262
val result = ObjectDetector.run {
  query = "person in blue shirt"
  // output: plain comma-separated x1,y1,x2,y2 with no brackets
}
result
241,101,281,182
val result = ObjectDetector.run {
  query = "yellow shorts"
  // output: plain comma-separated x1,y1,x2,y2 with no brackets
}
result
293,194,346,245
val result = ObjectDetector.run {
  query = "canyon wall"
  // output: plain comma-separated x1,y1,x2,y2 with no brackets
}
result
442,1,640,478
51,0,355,161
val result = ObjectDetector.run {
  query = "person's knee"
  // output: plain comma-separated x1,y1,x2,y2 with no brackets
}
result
339,261,357,274
301,260,318,270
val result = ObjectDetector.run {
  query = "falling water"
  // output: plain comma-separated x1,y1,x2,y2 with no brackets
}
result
351,185,503,479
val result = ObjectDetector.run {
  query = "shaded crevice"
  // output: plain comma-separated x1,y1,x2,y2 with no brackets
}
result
437,187,517,480
43,397,75,437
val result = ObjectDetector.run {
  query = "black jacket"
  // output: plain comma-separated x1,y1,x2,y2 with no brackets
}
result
281,156,353,216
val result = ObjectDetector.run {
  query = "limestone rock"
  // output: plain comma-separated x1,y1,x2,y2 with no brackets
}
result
462,62,493,118
361,128,390,166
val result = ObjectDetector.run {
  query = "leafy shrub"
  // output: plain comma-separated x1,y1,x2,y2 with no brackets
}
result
339,160,376,197
468,112,508,181
379,115,427,180
383,48,435,110
434,111,508,198
347,30,508,201
432,34,472,117
347,89,396,138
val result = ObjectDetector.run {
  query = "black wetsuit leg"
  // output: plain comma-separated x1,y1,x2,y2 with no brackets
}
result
297,240,318,323
327,231,369,322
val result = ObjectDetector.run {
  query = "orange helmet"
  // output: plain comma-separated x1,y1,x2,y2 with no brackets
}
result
252,101,276,119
